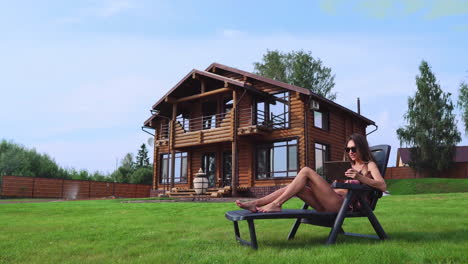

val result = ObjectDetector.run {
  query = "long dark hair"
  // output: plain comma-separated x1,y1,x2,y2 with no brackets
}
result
344,133,374,164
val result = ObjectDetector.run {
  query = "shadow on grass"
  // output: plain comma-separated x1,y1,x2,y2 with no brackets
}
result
249,229,467,249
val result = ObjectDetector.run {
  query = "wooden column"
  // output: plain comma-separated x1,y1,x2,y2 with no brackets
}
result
170,103,177,189
153,145,159,190
304,97,309,167
201,80,206,93
231,90,238,196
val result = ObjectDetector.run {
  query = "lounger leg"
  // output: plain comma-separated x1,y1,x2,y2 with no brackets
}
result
326,191,353,245
287,218,301,240
358,196,387,240
233,221,241,238
288,202,309,240
247,219,258,250
232,220,258,249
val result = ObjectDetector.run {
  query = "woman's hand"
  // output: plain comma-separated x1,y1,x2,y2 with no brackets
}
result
345,169,361,180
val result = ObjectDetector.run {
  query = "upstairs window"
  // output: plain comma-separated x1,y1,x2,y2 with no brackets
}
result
270,92,290,129
202,102,217,129
314,110,329,131
256,91,290,129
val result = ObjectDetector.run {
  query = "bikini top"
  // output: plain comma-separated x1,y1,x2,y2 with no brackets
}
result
345,163,372,185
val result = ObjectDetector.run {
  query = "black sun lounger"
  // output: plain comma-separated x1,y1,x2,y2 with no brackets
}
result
225,145,391,249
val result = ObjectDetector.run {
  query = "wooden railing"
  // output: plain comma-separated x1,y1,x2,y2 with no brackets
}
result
158,107,288,147
238,107,287,129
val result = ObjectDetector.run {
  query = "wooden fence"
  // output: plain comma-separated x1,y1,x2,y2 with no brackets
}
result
0,176,151,199
386,163,468,179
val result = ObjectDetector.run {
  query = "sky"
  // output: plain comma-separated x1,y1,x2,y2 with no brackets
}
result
1,0,468,174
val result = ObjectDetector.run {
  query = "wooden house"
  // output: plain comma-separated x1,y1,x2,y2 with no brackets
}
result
143,63,376,197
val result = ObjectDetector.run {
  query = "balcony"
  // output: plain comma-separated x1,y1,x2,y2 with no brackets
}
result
155,107,288,148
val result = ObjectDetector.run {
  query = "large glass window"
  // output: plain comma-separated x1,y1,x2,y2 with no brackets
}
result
201,153,216,188
256,139,298,179
315,143,329,177
159,152,188,184
314,110,329,130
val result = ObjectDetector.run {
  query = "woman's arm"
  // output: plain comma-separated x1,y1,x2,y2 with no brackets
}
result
345,162,387,192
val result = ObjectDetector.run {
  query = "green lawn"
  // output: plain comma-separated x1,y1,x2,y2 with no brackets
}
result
0,193,467,264
386,178,468,195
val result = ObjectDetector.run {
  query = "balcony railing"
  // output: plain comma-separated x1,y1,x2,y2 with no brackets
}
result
238,107,288,129
158,107,288,142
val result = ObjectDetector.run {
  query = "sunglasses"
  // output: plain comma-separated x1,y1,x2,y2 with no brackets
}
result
345,147,357,153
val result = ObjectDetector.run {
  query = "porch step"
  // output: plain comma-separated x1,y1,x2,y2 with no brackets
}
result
166,186,231,198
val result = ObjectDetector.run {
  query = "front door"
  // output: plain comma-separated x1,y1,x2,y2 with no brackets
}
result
222,152,232,187
202,153,216,188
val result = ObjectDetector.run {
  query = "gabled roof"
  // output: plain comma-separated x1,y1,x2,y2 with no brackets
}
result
206,63,311,95
205,63,374,125
398,146,468,163
147,62,375,126
152,69,246,109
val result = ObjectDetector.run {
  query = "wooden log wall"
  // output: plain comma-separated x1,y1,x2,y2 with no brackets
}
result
306,105,367,168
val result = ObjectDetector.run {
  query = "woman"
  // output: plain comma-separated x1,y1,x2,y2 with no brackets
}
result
235,133,387,213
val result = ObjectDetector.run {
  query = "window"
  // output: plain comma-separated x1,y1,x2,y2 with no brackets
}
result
202,102,216,129
256,92,290,129
270,92,290,129
314,110,329,130
159,121,169,140
315,143,329,177
201,153,216,188
176,113,189,131
159,152,188,184
256,139,298,179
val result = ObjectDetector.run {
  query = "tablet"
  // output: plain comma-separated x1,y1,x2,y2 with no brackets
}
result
323,161,352,181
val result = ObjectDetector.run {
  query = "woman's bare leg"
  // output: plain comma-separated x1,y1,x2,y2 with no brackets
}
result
258,167,344,212
236,187,287,212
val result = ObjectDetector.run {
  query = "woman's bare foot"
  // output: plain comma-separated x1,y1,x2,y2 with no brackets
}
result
235,200,258,212
257,202,282,213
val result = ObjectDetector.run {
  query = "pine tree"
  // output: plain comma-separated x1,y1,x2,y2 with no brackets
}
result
135,144,150,168
397,60,461,175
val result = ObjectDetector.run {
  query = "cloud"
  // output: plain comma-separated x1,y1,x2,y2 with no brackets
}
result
54,0,137,25
94,0,136,18
221,29,246,39
359,0,395,19
319,0,468,20
320,0,346,15
426,0,468,19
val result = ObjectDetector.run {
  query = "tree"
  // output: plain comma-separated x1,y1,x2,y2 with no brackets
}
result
130,167,153,185
135,144,150,169
397,60,461,175
254,50,336,100
457,81,468,134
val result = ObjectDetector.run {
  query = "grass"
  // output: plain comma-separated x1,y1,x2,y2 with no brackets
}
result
386,178,468,195
0,193,467,264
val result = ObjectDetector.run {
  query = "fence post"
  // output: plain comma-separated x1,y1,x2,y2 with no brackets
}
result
61,179,64,199
31,177,36,198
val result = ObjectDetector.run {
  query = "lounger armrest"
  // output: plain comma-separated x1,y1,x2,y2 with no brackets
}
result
331,182,374,191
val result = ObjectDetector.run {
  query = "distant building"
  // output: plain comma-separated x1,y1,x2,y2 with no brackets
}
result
396,146,468,167
391,146,468,179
